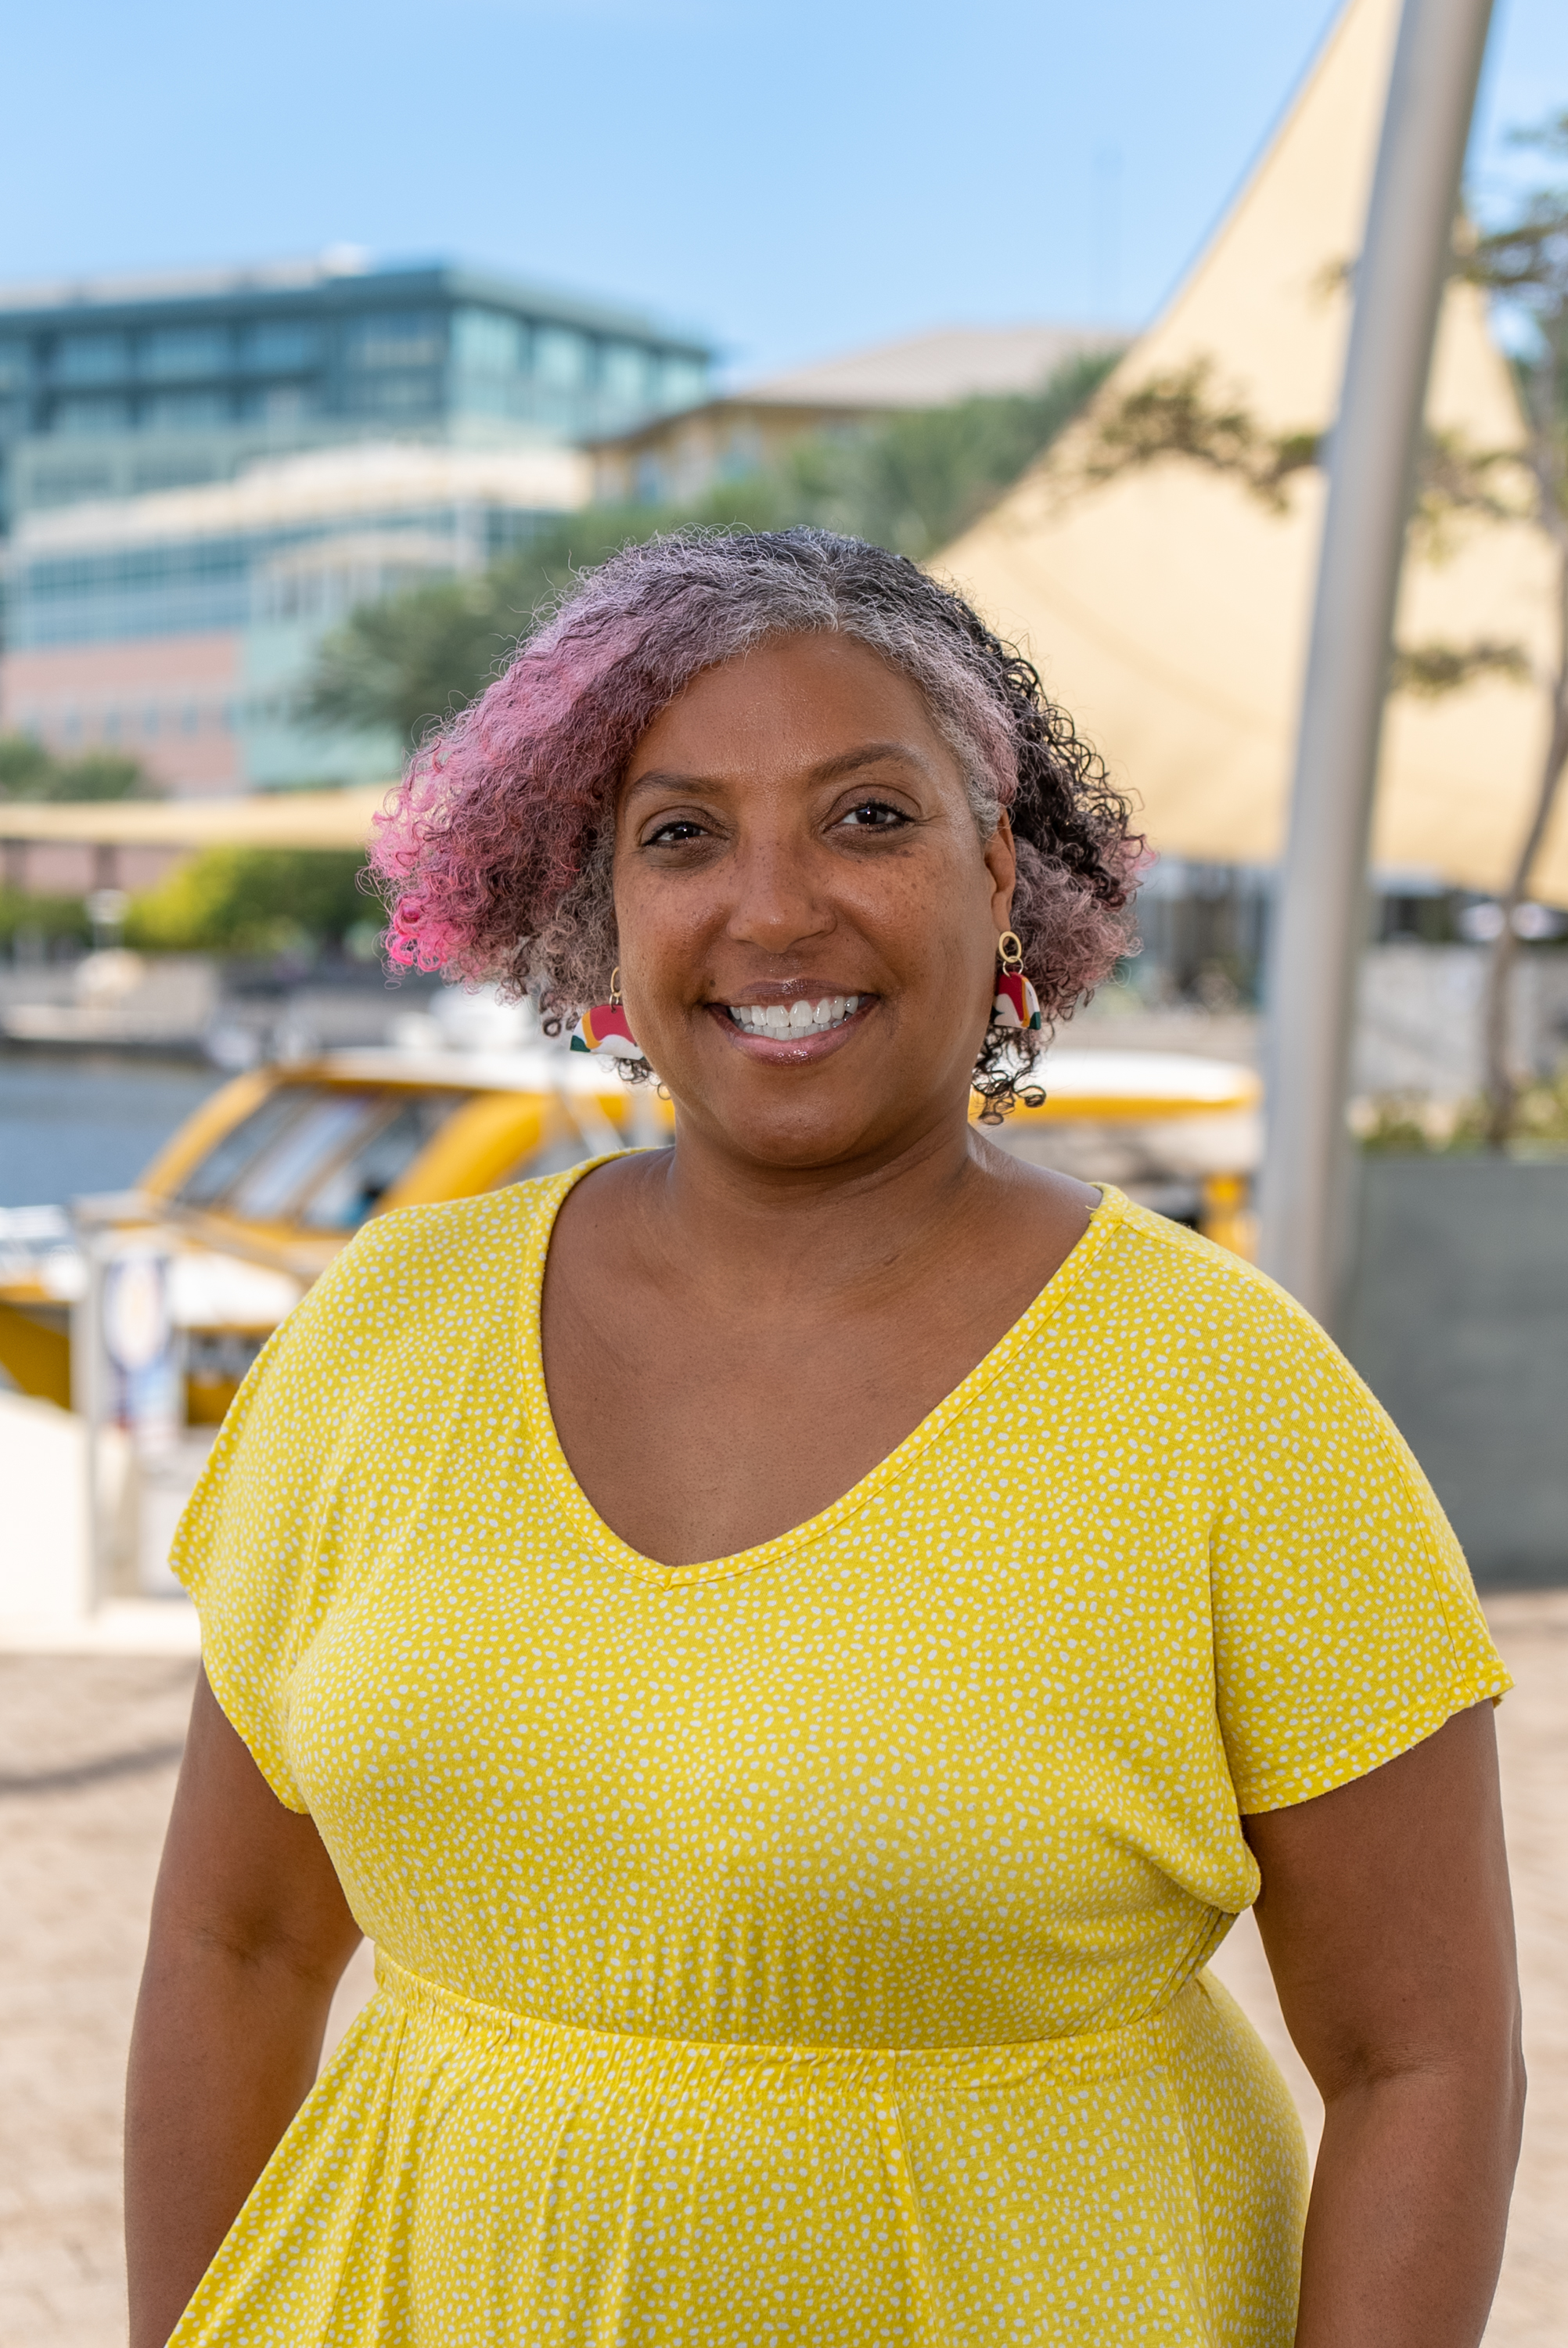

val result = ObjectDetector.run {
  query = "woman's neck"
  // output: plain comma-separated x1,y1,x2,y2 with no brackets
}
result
620,1098,1035,1319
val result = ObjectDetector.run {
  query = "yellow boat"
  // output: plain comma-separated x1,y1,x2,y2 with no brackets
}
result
0,1043,1260,1423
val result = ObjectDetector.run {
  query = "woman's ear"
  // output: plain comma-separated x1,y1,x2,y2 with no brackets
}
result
984,812,1018,928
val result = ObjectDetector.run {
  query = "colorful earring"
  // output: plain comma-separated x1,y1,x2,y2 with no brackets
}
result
571,967,642,1058
991,931,1042,1032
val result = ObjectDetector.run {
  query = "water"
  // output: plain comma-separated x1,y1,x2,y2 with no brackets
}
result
0,1053,225,1208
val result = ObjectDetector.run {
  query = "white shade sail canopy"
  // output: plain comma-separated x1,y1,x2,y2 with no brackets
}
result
939,0,1566,905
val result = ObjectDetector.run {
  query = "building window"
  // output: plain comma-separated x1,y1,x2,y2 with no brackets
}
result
240,321,321,372
55,333,130,384
660,356,708,412
29,463,115,502
451,308,523,374
142,390,231,430
237,384,315,423
720,423,764,478
346,373,439,417
534,327,587,389
52,395,131,436
141,326,230,379
132,457,217,492
343,312,444,370
599,343,650,407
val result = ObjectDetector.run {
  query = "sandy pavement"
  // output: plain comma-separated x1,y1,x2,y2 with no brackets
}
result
1,1595,1563,2346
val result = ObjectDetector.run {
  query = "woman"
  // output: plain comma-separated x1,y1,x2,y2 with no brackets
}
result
127,530,1523,2348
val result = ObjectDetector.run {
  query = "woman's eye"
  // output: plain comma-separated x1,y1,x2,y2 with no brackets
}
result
645,819,709,847
836,799,908,831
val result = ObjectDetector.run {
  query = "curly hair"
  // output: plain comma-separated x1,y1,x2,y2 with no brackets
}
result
371,528,1142,1110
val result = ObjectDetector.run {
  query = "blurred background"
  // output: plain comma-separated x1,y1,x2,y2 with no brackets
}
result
0,2,1566,2342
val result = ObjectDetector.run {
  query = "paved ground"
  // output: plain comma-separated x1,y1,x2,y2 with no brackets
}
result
1,1596,1563,2345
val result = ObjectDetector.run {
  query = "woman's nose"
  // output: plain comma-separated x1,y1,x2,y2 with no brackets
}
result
723,838,836,954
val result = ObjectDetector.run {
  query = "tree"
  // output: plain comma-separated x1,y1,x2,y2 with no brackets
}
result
301,355,1118,753
0,736,154,801
1463,115,1568,1146
1063,293,1563,1144
124,848,370,956
783,351,1120,558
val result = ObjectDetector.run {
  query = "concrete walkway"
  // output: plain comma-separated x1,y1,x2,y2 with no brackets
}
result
1,1597,1563,2345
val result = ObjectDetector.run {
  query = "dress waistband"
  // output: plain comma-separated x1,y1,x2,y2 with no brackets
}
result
372,1950,1192,2092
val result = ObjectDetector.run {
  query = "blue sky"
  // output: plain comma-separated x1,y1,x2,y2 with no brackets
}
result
2,0,1564,378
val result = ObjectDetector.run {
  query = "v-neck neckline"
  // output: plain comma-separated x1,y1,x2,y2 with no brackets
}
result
516,1154,1127,1590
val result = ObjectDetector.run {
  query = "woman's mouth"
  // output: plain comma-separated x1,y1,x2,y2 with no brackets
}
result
708,992,875,1057
725,995,861,1037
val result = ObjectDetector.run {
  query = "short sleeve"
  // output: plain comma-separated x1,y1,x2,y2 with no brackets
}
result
170,1244,372,1813
1209,1272,1510,1814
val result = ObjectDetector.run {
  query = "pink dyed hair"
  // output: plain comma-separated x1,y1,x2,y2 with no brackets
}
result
370,529,1142,1098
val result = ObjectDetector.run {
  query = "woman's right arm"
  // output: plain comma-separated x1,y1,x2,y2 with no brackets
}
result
125,1669,363,2348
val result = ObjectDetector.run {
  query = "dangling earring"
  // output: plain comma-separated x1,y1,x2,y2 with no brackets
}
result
571,967,642,1058
992,931,1042,1032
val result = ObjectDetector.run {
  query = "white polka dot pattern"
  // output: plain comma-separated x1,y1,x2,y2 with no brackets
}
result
168,1170,1509,2346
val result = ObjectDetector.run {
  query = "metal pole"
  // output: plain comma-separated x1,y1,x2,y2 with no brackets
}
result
1257,0,1495,1320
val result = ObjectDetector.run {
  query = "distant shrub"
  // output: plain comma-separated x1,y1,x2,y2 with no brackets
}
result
124,848,372,955
0,734,154,802
0,884,92,949
1353,1072,1568,1153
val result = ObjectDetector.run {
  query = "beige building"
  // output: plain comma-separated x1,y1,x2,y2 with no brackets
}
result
589,325,1123,509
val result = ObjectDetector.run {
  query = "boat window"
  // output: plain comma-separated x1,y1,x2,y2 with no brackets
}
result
297,1097,465,1229
226,1095,386,1223
175,1085,467,1226
175,1086,328,1209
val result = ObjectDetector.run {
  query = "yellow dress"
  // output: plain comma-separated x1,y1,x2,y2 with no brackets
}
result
170,1169,1508,2347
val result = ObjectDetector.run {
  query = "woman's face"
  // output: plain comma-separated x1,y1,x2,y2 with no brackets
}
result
613,631,1016,1170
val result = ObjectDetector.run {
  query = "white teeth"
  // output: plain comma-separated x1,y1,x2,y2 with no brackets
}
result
725,996,865,1038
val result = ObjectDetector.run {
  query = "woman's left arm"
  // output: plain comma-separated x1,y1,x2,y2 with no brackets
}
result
1244,1701,1525,2348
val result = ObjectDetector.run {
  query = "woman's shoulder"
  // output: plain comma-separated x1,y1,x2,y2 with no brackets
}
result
1094,1187,1318,1338
306,1170,571,1317
1084,1187,1376,1421
230,1171,573,1410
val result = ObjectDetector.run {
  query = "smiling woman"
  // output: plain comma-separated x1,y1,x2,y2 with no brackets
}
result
372,529,1136,1112
127,531,1522,2348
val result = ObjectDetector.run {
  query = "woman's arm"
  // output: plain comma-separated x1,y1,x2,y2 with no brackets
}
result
124,1669,362,2348
1245,1701,1524,2348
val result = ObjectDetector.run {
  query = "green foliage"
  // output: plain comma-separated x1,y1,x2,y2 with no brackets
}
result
775,351,1122,556
1074,358,1322,512
0,885,92,949
302,354,1118,751
1388,639,1532,697
0,735,153,802
124,848,371,955
1353,1068,1568,1154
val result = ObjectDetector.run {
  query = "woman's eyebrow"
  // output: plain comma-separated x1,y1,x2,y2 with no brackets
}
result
623,741,930,804
811,741,931,784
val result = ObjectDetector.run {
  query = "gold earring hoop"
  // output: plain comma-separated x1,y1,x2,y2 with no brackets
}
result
998,931,1024,974
609,967,623,1005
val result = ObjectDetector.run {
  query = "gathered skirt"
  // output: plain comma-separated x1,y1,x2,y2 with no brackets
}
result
171,1954,1307,2347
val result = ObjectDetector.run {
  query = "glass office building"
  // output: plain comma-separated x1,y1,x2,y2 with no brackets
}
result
2,441,590,791
0,253,713,533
